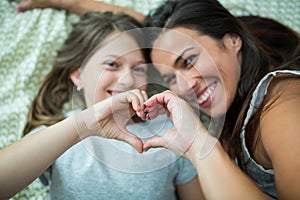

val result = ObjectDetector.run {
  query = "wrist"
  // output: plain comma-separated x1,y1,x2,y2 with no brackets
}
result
186,132,219,165
67,0,88,16
72,107,99,139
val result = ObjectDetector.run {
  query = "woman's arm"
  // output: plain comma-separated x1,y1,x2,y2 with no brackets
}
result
187,137,269,200
144,90,270,200
17,0,145,21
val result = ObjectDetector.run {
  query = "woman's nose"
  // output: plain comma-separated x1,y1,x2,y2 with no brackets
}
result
175,73,197,97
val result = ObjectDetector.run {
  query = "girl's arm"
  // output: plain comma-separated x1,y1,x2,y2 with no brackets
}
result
0,116,80,199
0,89,147,199
17,0,145,21
176,177,205,200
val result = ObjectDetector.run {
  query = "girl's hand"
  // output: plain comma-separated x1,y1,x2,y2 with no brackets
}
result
75,89,148,153
16,0,79,12
143,90,210,158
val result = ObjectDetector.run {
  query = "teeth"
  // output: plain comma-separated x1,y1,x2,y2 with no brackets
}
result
198,83,216,104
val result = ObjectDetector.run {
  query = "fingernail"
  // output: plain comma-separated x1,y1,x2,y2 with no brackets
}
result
145,113,150,120
136,105,141,110
138,112,146,121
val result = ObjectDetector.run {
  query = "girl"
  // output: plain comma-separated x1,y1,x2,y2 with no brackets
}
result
20,11,201,200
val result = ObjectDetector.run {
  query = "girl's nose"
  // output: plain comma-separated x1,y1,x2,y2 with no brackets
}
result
118,69,134,89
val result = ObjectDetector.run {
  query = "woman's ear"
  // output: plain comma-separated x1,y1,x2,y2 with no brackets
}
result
223,33,242,54
70,68,83,91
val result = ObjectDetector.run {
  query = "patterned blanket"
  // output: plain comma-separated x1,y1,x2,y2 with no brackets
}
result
0,0,299,199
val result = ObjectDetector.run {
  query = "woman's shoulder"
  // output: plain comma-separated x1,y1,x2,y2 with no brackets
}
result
258,70,300,193
263,70,300,105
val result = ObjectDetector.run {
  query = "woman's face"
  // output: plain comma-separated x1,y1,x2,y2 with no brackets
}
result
151,27,242,118
72,32,148,107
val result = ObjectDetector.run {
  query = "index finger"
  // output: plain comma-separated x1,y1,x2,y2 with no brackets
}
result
144,90,180,112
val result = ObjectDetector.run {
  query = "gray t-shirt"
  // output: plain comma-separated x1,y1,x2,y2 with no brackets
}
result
34,114,197,200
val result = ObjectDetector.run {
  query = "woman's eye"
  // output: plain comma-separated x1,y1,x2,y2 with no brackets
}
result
184,55,197,68
164,74,176,86
133,65,147,75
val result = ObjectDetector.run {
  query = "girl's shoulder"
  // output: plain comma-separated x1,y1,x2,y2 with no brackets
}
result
27,125,48,135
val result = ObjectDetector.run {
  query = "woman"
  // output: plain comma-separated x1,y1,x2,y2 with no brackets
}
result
142,0,300,199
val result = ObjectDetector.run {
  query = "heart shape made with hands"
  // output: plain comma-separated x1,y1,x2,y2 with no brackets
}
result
140,91,200,156
99,89,200,156
140,93,218,161
75,90,201,156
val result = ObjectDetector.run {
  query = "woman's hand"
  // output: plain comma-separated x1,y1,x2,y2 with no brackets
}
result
143,90,210,158
16,0,79,12
16,0,145,20
75,89,148,153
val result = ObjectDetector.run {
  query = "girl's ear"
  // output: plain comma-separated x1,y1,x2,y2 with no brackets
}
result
223,33,242,54
70,68,83,91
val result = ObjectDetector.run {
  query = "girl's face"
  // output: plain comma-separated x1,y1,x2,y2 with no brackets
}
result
71,32,147,107
151,27,242,118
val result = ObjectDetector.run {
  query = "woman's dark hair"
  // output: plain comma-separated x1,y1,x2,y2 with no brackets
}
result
23,11,148,135
238,15,300,68
144,0,272,167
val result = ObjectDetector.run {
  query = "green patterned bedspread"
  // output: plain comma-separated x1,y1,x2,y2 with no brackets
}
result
0,0,299,199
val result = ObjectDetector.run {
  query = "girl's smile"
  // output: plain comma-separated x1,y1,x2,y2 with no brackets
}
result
71,32,148,107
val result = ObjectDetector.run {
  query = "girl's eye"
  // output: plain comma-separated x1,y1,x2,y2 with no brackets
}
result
163,74,176,86
184,54,197,68
105,61,118,69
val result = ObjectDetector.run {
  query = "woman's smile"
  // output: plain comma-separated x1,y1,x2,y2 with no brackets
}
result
196,81,217,107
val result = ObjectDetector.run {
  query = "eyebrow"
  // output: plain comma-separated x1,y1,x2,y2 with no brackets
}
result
161,72,175,80
135,60,147,65
104,55,118,59
174,47,197,69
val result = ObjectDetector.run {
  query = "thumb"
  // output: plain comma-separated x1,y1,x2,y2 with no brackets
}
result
117,130,144,154
143,136,165,152
17,1,35,12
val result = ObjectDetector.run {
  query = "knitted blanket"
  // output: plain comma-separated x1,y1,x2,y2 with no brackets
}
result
0,0,298,199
